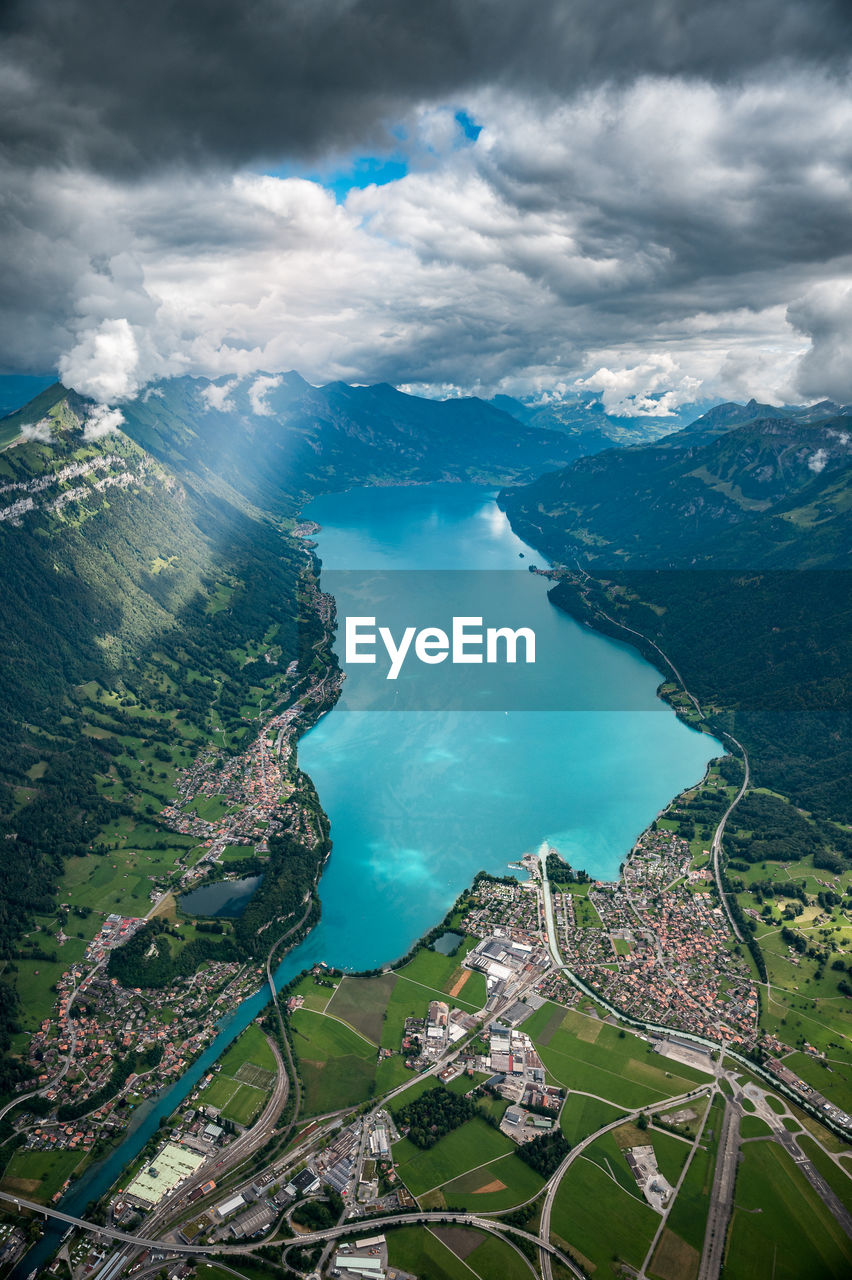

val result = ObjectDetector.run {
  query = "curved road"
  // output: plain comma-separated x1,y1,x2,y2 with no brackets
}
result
710,732,749,943
0,1195,585,1271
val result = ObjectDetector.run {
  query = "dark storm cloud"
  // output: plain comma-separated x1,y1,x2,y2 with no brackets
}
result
2,0,851,173
1,0,851,403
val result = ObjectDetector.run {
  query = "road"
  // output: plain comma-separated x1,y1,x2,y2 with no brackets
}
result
709,732,749,943
697,1098,740,1280
0,1194,585,1271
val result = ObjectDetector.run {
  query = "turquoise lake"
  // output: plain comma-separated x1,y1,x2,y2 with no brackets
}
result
293,482,719,969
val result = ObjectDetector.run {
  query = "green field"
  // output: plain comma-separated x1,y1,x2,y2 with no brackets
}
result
287,971,339,1012
648,1227,701,1280
221,1082,266,1125
524,1002,708,1108
550,1149,659,1279
325,972,396,1043
197,1022,276,1125
0,1147,89,1203
394,941,486,1011
386,1225,531,1280
664,1096,724,1252
393,1116,513,1198
438,1150,546,1212
739,1115,773,1139
218,1023,276,1076
725,1140,852,1279
559,1092,625,1144
291,1008,376,1114
375,1055,416,1093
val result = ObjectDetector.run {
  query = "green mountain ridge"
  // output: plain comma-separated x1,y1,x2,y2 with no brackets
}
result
500,410,852,569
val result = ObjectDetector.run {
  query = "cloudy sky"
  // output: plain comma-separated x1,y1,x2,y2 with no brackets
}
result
2,0,851,411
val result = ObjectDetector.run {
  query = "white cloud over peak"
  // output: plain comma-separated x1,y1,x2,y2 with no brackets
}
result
58,318,141,403
82,404,125,440
248,374,282,416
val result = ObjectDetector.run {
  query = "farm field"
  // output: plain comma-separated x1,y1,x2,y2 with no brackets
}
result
386,1224,533,1280
386,1224,531,1280
218,1023,276,1075
290,1008,376,1114
394,941,486,1011
648,1228,700,1280
559,1092,624,1144
663,1095,724,1252
393,1116,513,1198
724,1140,852,1280
0,1147,89,1203
524,1002,708,1108
550,1149,659,1279
325,972,396,1043
436,1150,546,1211
287,971,339,1012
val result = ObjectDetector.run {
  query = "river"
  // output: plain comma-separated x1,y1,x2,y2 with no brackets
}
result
15,483,718,1274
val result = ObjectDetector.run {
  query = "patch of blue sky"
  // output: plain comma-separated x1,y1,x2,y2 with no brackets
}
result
454,109,482,140
261,108,481,202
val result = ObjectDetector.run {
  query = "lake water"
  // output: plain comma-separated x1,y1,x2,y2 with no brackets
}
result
14,483,719,1274
179,874,263,918
293,483,718,970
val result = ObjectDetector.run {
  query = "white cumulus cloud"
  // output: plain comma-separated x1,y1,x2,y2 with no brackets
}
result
248,374,282,416
58,318,140,403
82,404,125,441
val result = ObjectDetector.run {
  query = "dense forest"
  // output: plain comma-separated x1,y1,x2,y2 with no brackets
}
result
515,1128,571,1177
392,1085,477,1148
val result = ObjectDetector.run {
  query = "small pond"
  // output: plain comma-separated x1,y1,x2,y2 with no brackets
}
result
179,874,263,918
431,930,464,955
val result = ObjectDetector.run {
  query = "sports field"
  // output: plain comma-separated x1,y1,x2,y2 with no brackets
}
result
197,1022,276,1126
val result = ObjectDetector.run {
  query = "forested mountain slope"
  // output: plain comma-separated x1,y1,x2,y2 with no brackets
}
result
500,409,852,827
0,372,586,1087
